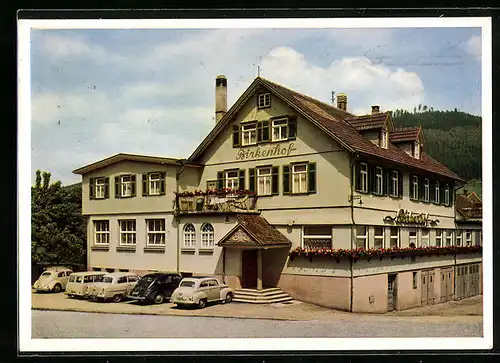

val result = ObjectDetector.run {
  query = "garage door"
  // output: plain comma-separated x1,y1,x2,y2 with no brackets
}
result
455,263,481,300
440,267,453,303
421,270,435,306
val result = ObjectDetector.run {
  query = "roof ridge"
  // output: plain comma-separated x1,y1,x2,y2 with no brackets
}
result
392,126,421,132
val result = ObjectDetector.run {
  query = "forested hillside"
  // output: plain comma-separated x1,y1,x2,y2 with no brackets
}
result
392,107,482,182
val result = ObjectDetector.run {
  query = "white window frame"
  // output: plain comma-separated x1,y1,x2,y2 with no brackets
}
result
148,173,161,196
375,167,383,195
292,163,308,194
389,227,399,248
456,230,463,246
445,229,453,246
414,142,420,159
121,175,132,197
119,220,136,245
435,229,442,247
374,226,384,248
412,175,419,200
355,226,368,249
409,228,418,247
241,123,257,146
380,128,388,149
258,93,271,108
424,178,430,202
391,170,399,197
271,119,288,142
302,226,332,250
257,167,272,196
465,230,472,246
421,228,430,247
201,223,215,248
183,223,196,248
224,170,239,190
444,184,450,205
435,181,440,203
359,162,368,193
94,220,109,245
95,178,106,199
146,219,166,246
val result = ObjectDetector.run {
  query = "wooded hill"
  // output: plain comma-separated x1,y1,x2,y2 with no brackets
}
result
392,107,482,182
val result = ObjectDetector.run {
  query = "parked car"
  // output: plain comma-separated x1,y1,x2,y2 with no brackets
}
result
65,271,106,299
127,272,182,304
171,276,233,309
87,272,141,303
33,267,73,293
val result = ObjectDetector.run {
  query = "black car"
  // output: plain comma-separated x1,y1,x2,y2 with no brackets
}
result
127,272,182,304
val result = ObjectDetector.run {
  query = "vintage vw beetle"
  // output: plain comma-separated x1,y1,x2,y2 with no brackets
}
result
33,266,73,293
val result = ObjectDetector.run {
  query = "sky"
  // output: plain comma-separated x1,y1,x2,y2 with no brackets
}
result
29,25,482,186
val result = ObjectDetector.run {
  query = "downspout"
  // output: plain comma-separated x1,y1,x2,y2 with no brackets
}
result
349,154,357,313
175,160,186,274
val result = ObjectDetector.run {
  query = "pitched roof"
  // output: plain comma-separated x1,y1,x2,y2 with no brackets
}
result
217,214,291,247
456,194,482,219
189,77,463,182
72,153,201,175
390,127,421,143
345,112,389,131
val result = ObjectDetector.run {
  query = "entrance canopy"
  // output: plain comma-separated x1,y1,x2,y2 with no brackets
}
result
217,214,292,249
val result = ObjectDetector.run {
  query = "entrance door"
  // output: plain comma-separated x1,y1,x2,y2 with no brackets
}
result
387,274,397,311
241,250,258,288
421,271,428,306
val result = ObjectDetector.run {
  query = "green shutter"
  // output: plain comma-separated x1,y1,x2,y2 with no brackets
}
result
115,176,120,198
249,168,256,193
89,178,95,200
307,162,316,194
440,184,446,205
262,120,270,142
354,161,361,192
142,174,148,196
217,171,224,190
288,116,297,140
386,170,393,196
131,175,136,197
410,174,415,200
232,125,240,147
257,121,263,143
397,171,403,198
283,165,291,195
369,165,375,194
419,177,425,201
104,177,109,199
238,169,245,190
272,166,279,195
160,172,166,195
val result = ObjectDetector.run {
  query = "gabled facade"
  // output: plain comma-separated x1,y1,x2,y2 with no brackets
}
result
74,75,482,312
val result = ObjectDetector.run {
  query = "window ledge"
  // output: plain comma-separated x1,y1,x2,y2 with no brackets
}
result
116,246,136,252
91,245,110,251
199,248,215,253
180,248,196,253
144,246,166,253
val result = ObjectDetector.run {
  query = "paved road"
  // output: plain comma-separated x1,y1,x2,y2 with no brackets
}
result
32,310,482,339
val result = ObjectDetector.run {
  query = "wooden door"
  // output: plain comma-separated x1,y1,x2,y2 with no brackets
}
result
387,274,397,311
241,250,258,288
421,271,428,306
464,265,470,298
428,270,435,305
446,269,453,301
440,270,447,303
455,266,463,300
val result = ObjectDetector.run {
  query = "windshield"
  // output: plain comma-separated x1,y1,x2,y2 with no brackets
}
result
76,276,83,283
180,281,195,288
41,272,52,277
101,277,113,283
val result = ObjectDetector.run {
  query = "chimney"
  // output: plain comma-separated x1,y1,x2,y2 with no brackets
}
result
463,189,468,195
215,75,227,123
336,93,347,111
371,105,380,114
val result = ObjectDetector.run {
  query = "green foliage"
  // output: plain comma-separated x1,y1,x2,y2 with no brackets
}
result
392,107,482,181
32,172,86,266
457,179,482,199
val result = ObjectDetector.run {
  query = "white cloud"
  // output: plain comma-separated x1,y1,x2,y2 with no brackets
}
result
261,46,425,114
466,35,481,60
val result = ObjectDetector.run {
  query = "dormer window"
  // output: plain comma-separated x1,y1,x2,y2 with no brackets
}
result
380,129,388,149
257,93,271,109
414,142,420,159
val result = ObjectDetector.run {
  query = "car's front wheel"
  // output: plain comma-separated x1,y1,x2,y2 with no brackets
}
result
197,298,207,309
153,292,164,304
112,294,123,303
52,284,62,293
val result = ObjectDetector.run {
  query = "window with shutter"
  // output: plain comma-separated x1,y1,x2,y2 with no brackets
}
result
256,167,272,195
368,165,375,194
307,162,316,193
385,169,392,196
159,172,166,195
142,174,148,196
217,171,224,190
104,177,109,199
356,162,368,193
89,178,95,200
374,167,383,195
232,125,240,147
283,165,291,194
249,168,256,193
288,116,297,140
271,118,288,142
238,169,245,190
272,166,279,195
131,175,136,197
115,176,120,198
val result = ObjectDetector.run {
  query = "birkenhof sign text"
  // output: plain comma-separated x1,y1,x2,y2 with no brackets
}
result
236,143,297,161
383,209,439,226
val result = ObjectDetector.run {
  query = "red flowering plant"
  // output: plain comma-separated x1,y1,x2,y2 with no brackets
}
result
175,188,256,198
289,245,482,262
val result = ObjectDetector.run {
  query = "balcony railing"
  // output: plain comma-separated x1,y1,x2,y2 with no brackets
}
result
175,189,257,214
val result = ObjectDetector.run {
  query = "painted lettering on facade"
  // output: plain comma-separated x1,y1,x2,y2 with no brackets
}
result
235,142,297,161
384,209,439,226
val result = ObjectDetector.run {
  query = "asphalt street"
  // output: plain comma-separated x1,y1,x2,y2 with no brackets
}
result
32,310,483,339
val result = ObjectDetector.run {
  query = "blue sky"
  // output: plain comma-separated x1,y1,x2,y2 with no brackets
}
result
30,26,482,185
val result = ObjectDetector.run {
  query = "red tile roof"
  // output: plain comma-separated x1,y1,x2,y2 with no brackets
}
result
345,113,389,131
456,194,482,219
390,127,421,143
259,77,463,181
217,214,292,247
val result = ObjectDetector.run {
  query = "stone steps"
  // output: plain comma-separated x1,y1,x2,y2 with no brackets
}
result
233,287,294,304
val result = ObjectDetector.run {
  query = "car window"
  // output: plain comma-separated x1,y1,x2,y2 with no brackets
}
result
58,272,65,278
83,276,93,283
94,275,104,282
69,275,75,282
66,271,72,276
200,281,209,288
117,277,127,284
180,281,195,288
76,276,83,283
208,280,219,287
101,276,113,283
41,271,52,277
128,276,138,282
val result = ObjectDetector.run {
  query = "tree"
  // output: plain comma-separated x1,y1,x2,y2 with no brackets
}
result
32,172,86,267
